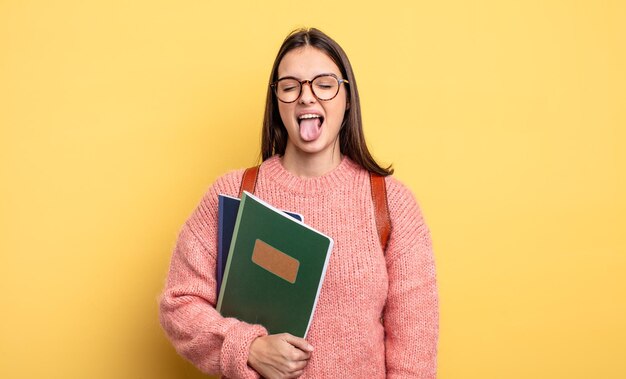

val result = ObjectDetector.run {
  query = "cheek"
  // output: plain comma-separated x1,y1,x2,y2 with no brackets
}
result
328,97,348,124
333,90,349,115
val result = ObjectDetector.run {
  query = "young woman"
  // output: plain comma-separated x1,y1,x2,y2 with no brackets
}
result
160,28,439,379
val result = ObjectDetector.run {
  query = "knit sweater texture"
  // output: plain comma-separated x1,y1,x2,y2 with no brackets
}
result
159,155,439,378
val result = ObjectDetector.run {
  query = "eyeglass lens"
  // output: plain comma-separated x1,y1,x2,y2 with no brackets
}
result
275,75,340,103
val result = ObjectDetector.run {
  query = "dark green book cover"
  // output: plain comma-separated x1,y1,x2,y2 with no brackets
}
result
216,191,333,338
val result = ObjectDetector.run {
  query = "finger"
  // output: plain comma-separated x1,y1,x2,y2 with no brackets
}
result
279,347,310,366
283,358,308,372
282,334,314,353
292,349,311,362
286,369,304,378
283,344,311,362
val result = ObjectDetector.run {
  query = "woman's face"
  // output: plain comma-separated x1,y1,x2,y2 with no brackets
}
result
276,46,348,159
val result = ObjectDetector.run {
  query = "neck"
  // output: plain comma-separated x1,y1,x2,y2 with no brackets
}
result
281,145,343,178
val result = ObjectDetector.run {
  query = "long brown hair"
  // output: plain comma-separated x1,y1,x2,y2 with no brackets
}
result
260,28,393,176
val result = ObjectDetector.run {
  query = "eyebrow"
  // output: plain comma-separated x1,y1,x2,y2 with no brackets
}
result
276,72,338,81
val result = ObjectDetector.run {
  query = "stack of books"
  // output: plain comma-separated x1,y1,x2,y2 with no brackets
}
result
215,191,334,338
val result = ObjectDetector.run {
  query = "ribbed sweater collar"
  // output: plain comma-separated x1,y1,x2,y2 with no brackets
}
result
260,155,363,195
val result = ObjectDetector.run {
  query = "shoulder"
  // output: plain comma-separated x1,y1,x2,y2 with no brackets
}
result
383,174,428,232
379,175,433,263
208,168,247,199
383,174,413,196
383,175,422,213
185,168,247,230
197,159,276,207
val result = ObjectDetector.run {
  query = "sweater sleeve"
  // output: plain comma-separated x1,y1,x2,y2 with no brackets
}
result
159,172,268,378
383,177,439,378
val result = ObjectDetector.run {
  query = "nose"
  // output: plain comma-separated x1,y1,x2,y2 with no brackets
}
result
299,81,316,104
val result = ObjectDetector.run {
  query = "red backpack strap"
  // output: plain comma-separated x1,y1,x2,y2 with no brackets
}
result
239,166,260,197
370,172,391,251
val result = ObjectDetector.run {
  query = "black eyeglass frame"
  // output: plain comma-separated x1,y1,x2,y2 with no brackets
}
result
270,73,349,103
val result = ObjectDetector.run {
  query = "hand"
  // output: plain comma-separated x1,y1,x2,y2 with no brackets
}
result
247,333,314,379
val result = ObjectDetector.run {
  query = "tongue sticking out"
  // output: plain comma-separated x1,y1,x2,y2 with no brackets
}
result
299,117,323,142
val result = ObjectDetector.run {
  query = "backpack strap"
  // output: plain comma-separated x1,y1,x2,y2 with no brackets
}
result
370,172,391,251
238,166,260,197
238,165,391,251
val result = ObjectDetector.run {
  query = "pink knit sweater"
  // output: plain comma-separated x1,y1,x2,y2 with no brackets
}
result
159,155,438,378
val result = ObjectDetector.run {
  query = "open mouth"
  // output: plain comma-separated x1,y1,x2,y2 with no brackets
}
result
297,114,324,142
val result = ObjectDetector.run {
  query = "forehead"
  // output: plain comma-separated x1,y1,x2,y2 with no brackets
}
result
277,46,341,78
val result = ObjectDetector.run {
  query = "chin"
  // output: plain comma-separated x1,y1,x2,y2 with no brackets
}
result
295,145,324,155
300,141,337,156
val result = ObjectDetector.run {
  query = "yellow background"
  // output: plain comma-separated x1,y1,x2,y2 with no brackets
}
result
1,1,624,378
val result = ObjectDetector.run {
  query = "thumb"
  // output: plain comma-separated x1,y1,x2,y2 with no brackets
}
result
282,334,314,352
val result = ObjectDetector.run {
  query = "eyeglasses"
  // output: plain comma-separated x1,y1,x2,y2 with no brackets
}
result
270,73,349,103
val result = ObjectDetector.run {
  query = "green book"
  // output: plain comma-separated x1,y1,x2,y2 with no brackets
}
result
216,191,334,338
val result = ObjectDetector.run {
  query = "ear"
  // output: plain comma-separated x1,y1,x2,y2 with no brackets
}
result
345,98,351,110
